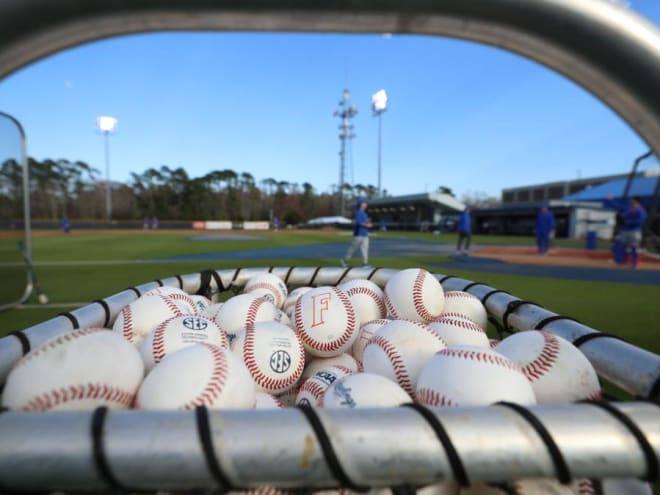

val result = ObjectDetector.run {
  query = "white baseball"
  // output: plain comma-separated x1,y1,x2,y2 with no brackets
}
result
283,286,312,317
351,319,390,369
139,315,228,372
384,268,444,322
143,287,200,315
202,302,224,320
339,279,387,323
461,480,573,494
322,372,411,408
296,365,354,407
276,385,301,408
495,330,602,404
362,320,447,396
302,353,359,380
254,392,284,409
232,321,305,394
136,343,256,410
2,328,144,411
112,294,190,346
143,286,188,298
441,291,488,330
275,309,292,328
214,293,280,339
427,316,490,348
415,345,537,407
189,294,212,313
293,286,359,358
244,273,288,309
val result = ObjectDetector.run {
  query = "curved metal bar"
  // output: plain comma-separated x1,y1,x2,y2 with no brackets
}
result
0,402,657,491
1,1,660,155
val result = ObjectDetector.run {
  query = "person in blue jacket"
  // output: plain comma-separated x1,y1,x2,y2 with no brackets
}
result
341,198,373,268
607,196,647,268
535,205,555,255
456,207,472,255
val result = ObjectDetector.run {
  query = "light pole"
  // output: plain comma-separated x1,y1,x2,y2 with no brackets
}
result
371,89,388,197
333,89,358,216
96,116,118,222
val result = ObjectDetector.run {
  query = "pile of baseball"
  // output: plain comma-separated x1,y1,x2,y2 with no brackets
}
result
1,267,601,412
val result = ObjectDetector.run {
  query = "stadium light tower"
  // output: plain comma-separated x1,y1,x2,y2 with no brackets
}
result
333,89,358,215
371,89,388,197
96,116,118,222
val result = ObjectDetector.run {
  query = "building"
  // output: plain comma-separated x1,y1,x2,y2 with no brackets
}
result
367,192,466,231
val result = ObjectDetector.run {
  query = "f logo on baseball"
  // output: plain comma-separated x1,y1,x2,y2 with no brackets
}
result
311,292,332,328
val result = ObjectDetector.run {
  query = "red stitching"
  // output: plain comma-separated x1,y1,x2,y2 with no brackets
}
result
575,480,596,495
166,292,197,313
520,331,561,381
181,344,229,410
345,286,386,318
23,382,135,411
243,324,305,392
445,291,479,301
17,327,105,366
367,334,413,396
295,287,357,353
122,304,133,342
439,348,522,372
412,269,437,321
298,378,328,404
151,319,169,364
433,316,485,335
245,282,285,308
383,292,400,319
586,389,602,400
415,387,455,407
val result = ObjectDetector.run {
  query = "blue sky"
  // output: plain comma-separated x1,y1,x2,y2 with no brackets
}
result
1,2,660,201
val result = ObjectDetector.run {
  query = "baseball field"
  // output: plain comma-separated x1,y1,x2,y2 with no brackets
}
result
1,228,658,362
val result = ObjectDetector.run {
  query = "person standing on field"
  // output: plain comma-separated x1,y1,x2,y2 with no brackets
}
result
456,207,472,255
535,205,556,255
341,198,372,268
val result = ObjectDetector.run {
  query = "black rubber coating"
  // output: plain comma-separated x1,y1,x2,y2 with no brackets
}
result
534,315,581,330
92,299,111,328
195,406,235,491
56,312,80,329
8,330,30,355
91,406,130,491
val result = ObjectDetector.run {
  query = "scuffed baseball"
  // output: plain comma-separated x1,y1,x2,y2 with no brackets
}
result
232,321,305,394
495,330,601,404
416,345,537,407
2,328,144,411
136,343,255,410
322,372,411,408
384,268,444,322
244,273,289,309
139,315,228,372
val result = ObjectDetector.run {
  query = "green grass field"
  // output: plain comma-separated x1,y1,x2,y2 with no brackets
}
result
1,229,658,360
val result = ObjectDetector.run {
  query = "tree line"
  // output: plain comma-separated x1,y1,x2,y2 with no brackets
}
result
0,158,382,225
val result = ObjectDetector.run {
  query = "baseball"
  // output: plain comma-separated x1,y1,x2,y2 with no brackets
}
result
351,319,390,369
112,294,190,346
384,268,444,322
494,330,602,403
202,302,224,320
243,273,289,309
362,319,447,396
189,294,212,313
415,345,537,407
136,343,256,410
293,286,359,358
232,321,305,394
283,286,312,317
322,372,411,408
440,291,488,330
302,353,359,380
296,365,354,407
2,328,144,411
461,480,574,494
338,279,387,323
254,392,284,409
143,286,200,315
214,293,280,340
139,315,229,372
427,316,490,348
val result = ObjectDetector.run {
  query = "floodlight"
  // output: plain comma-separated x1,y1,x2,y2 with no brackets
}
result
96,115,118,222
96,116,118,133
371,89,388,113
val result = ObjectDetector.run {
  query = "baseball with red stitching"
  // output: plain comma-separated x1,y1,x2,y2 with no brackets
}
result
362,319,447,397
136,343,256,410
202,302,224,320
383,268,444,322
112,293,191,346
439,290,489,330
495,330,602,404
214,293,280,341
293,286,359,358
254,391,284,409
232,321,305,394
139,315,229,372
144,286,201,315
338,279,387,323
283,286,312,317
296,365,354,407
461,479,575,494
302,353,359,381
2,328,144,411
189,294,212,314
415,345,537,407
351,319,390,370
275,309,292,328
323,372,411,408
243,273,289,309
427,315,490,348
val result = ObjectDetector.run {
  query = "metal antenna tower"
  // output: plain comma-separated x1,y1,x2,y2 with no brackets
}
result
333,89,358,215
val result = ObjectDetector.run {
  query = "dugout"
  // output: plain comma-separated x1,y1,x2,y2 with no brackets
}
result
367,193,466,232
